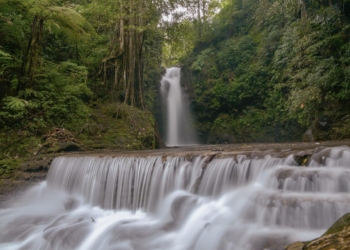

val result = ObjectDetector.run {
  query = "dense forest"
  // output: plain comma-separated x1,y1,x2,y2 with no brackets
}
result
1,0,350,158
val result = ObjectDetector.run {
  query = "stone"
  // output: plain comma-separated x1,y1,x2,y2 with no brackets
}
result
285,241,304,250
286,213,350,250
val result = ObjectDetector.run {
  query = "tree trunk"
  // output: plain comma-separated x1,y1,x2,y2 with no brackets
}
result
19,15,44,92
197,0,202,38
100,0,147,109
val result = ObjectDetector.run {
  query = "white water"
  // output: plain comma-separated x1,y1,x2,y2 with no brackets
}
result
160,67,197,146
1,146,350,249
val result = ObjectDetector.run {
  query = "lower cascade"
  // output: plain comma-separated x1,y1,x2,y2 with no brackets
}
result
1,146,350,249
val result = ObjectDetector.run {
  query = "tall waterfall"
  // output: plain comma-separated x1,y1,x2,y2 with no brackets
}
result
1,146,350,249
161,67,197,146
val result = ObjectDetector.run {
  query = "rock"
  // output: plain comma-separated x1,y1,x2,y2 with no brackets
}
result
47,142,81,153
0,156,53,204
285,242,305,250
322,212,350,236
39,128,82,154
285,213,350,250
18,158,52,172
293,154,311,166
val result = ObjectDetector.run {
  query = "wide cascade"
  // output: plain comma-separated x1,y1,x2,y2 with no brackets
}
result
1,146,350,249
160,67,197,146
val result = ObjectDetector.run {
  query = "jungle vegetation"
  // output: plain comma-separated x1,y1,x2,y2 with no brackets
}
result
0,0,350,157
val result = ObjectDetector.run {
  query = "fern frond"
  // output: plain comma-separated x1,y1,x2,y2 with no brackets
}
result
22,0,53,15
18,89,38,99
0,48,11,59
47,6,95,42
2,96,28,109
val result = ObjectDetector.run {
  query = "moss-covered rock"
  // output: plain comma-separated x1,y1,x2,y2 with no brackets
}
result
39,128,82,154
322,213,350,236
0,156,54,204
285,213,350,250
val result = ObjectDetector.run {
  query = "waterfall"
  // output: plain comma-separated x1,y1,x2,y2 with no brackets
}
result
1,146,350,249
160,67,197,146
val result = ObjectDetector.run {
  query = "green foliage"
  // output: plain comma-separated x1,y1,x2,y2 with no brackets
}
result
0,159,21,179
0,61,91,134
2,96,27,109
0,0,165,157
2,0,349,152
182,0,350,142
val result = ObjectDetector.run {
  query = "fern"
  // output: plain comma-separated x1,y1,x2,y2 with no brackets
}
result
18,89,38,99
0,48,11,59
19,0,95,42
2,96,28,109
47,6,95,42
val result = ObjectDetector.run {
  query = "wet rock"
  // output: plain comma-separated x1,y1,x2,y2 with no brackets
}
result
285,242,305,250
322,212,350,236
0,157,53,204
293,154,311,166
286,213,350,250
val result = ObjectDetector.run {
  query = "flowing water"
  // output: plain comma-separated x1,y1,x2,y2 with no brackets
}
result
160,67,197,146
1,146,350,249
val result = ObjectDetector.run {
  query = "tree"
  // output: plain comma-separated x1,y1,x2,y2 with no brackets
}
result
17,0,92,91
87,0,161,109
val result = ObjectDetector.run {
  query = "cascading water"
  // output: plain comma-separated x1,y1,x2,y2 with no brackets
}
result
160,67,197,146
1,146,350,249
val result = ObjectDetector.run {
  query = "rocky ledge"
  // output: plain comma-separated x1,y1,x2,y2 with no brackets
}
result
0,156,54,205
1,140,350,202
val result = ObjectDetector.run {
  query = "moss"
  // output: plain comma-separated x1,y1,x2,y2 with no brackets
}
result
0,159,22,179
78,103,156,151
286,213,350,249
322,213,350,236
0,132,41,159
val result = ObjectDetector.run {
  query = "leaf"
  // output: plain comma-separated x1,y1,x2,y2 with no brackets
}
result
2,96,28,109
0,48,11,59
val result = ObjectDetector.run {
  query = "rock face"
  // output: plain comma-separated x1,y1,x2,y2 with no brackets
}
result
285,213,350,250
0,157,53,204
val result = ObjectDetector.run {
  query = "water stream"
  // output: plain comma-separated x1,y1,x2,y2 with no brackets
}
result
1,146,350,249
160,67,197,146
